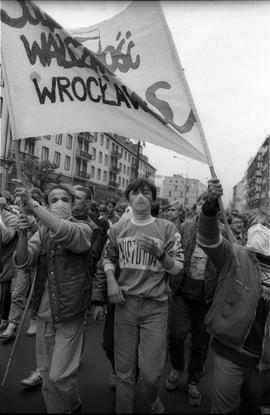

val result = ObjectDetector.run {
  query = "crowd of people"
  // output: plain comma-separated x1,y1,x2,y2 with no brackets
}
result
0,177,269,414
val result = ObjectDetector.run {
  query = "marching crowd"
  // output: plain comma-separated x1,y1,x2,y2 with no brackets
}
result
0,177,269,414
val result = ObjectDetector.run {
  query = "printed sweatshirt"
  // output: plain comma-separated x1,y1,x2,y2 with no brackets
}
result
103,216,184,301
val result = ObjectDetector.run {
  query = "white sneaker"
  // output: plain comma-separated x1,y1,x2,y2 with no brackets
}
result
150,396,165,414
26,319,37,336
20,369,42,387
165,368,182,391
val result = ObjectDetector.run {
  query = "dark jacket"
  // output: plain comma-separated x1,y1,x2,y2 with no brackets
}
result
15,217,92,324
197,210,270,371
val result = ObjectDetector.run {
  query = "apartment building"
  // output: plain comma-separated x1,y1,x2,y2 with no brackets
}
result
160,174,207,209
245,135,269,214
232,179,245,213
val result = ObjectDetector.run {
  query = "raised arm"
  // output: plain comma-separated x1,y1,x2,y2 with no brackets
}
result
197,178,231,269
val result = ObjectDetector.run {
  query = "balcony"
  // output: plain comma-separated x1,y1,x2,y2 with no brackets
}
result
76,149,92,161
75,171,90,180
7,150,39,162
110,165,121,174
111,151,122,159
78,132,94,142
109,180,120,188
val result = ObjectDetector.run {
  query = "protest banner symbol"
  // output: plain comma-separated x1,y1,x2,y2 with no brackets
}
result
1,0,207,163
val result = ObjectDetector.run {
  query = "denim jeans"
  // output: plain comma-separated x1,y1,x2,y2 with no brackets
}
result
36,315,85,413
211,353,270,414
168,295,210,383
9,268,31,324
114,295,168,413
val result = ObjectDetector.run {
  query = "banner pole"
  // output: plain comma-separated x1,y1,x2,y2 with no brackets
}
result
157,1,238,263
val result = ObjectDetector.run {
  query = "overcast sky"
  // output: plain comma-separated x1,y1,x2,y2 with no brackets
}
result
35,0,270,206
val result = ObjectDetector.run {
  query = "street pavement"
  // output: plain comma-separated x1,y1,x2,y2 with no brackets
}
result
0,312,214,413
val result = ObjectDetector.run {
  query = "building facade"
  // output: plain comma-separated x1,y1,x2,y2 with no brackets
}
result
232,179,245,213
159,174,207,209
245,135,270,214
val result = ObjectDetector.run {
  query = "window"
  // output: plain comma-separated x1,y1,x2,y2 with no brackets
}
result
97,168,101,180
43,135,50,140
92,148,96,160
0,97,3,117
54,151,61,168
94,133,98,142
91,166,95,178
122,178,125,187
128,154,131,162
104,155,108,166
125,151,127,161
84,142,89,153
66,134,72,149
106,137,109,149
118,176,121,185
100,133,104,146
119,162,122,172
64,156,71,170
98,151,102,163
127,167,130,175
103,171,107,182
81,161,87,175
169,191,172,197
123,165,126,174
175,185,177,191
55,134,62,144
41,146,49,162
27,142,35,155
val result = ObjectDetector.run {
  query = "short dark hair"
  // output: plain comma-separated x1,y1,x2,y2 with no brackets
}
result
44,182,75,205
125,178,157,201
72,185,92,201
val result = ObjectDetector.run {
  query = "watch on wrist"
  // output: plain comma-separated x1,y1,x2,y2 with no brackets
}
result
157,250,166,262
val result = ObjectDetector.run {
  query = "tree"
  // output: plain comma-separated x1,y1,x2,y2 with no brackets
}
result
21,159,57,191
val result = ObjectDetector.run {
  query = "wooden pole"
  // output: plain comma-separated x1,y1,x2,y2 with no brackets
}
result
157,2,239,265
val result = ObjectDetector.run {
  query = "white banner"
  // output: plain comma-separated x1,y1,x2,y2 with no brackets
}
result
1,0,207,163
